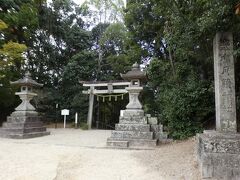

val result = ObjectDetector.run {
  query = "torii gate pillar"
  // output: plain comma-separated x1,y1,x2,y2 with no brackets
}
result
87,86,94,129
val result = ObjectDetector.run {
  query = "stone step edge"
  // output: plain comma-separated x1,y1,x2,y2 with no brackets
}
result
106,140,129,148
1,126,47,130
108,137,157,142
111,130,153,138
107,138,158,147
115,124,150,131
0,131,50,139
2,124,44,128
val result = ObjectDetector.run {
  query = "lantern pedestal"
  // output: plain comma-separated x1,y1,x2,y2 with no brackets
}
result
125,87,143,109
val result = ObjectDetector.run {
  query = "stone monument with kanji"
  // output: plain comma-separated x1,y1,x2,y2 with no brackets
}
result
197,32,240,179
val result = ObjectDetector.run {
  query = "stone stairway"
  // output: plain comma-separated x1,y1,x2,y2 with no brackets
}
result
107,110,158,148
0,115,50,139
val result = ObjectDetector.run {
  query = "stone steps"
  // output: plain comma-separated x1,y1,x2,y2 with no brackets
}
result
2,122,43,128
0,131,50,139
115,124,150,131
7,116,42,123
107,140,129,148
111,130,153,139
155,132,168,139
107,138,157,147
1,127,47,134
0,114,50,139
119,117,147,124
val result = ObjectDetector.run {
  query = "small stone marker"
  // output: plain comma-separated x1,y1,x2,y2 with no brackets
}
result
214,32,237,133
61,109,69,129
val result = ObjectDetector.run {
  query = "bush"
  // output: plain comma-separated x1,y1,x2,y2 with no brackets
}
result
79,122,88,130
158,80,214,139
148,59,215,139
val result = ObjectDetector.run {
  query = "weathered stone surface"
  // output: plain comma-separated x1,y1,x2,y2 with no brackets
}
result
146,114,151,118
111,130,153,139
125,87,143,109
0,115,49,139
150,124,162,132
121,109,144,117
107,140,129,148
2,121,43,128
197,131,240,179
0,131,50,139
0,72,49,139
119,117,147,124
156,132,168,139
107,63,158,148
197,32,239,180
107,138,157,147
214,32,237,133
128,139,157,147
148,117,158,125
115,124,150,131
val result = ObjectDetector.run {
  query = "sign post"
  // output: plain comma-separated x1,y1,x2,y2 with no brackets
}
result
61,109,69,129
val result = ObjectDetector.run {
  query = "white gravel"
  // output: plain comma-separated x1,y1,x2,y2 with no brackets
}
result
0,129,200,180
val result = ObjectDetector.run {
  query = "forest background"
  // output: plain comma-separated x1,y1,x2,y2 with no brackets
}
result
0,0,240,139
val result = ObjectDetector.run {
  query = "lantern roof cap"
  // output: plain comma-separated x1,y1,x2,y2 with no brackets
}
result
11,72,43,87
121,62,147,81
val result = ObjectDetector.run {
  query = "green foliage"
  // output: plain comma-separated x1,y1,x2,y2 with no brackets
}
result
79,122,89,130
126,0,240,139
0,41,27,66
83,0,125,23
99,23,133,78
60,51,97,121
0,20,8,30
148,59,215,139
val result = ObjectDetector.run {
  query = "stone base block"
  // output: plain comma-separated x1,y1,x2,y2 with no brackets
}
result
119,117,147,124
197,130,240,180
155,132,168,139
3,121,44,128
0,131,50,139
107,138,157,148
150,124,163,133
107,140,129,148
121,109,144,117
0,115,50,139
148,117,158,125
7,116,43,123
111,130,153,139
115,124,150,131
128,139,157,147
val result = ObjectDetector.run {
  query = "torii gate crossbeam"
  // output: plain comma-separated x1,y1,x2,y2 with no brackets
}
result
81,81,130,129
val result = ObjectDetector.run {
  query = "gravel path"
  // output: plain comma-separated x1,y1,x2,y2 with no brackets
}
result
0,129,200,180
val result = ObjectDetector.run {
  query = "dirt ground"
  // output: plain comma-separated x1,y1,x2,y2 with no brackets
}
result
0,129,200,180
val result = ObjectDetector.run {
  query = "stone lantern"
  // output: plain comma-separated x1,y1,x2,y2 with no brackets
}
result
121,62,146,110
0,72,50,139
107,63,157,148
11,72,43,115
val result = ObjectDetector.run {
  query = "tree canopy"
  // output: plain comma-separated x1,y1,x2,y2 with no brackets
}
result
0,0,239,138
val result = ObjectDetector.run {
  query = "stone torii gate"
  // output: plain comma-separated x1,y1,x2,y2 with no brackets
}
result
81,81,130,129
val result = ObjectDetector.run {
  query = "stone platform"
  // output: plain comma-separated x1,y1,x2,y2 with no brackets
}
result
197,130,240,179
107,110,158,148
0,115,50,139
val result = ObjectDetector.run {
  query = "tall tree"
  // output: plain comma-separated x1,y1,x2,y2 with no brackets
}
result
125,0,240,139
